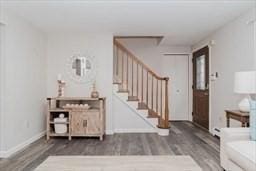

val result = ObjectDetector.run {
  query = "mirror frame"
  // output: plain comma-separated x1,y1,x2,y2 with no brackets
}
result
67,54,97,84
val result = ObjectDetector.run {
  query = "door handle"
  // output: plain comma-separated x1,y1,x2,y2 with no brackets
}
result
205,83,209,90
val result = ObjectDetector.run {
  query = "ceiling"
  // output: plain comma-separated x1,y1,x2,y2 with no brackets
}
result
1,0,255,46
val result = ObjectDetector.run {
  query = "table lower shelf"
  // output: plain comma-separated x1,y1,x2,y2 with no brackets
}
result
49,132,69,137
47,131,104,141
49,121,70,124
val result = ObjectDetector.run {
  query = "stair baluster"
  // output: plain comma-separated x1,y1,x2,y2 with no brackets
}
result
141,67,144,103
126,54,129,90
132,58,134,97
161,80,163,118
137,63,139,99
151,75,154,111
156,80,158,113
121,51,124,86
146,72,149,107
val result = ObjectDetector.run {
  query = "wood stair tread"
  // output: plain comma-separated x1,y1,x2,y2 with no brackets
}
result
127,96,139,101
147,115,159,118
148,109,160,118
117,89,129,93
137,102,148,110
113,82,122,84
127,99,139,102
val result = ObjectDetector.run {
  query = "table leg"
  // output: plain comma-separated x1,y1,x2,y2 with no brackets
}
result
247,122,250,127
226,116,230,127
242,122,246,127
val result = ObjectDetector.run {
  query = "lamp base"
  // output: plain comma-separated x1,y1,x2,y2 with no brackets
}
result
238,97,250,113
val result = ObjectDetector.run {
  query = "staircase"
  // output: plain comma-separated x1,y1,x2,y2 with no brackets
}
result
113,39,170,136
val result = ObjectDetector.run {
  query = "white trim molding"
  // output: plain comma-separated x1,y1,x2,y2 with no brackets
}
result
105,130,114,135
0,131,45,158
114,128,156,134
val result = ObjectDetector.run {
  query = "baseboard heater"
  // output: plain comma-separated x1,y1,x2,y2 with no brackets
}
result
212,127,220,137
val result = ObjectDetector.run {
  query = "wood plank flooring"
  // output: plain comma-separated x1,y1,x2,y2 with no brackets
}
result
0,122,221,171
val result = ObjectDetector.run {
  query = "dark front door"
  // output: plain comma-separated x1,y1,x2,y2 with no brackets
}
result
193,46,209,130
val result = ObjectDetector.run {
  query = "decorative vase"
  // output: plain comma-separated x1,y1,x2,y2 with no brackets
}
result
91,82,99,98
57,80,66,97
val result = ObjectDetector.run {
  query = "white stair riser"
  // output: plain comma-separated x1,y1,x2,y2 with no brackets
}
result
113,84,119,92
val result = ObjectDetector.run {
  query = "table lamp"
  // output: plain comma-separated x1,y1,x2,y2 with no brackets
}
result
234,71,256,112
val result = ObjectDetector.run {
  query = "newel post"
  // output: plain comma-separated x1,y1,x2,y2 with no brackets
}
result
164,77,170,129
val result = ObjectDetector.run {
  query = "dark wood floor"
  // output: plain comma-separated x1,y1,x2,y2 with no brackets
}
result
0,122,221,171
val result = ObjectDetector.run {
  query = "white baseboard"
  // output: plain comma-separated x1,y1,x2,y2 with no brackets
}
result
0,131,46,158
106,128,156,134
212,127,220,137
114,128,156,133
105,130,114,135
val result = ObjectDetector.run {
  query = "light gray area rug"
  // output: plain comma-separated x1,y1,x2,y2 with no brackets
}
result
35,155,202,171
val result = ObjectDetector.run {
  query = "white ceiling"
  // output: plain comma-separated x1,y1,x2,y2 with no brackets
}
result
1,0,255,46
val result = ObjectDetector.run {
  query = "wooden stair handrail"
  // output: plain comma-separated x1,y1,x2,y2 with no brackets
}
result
113,39,170,129
114,39,166,81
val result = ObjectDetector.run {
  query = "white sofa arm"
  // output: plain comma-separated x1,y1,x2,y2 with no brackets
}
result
220,128,250,170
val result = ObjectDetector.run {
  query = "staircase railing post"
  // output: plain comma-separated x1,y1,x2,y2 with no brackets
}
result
164,77,169,128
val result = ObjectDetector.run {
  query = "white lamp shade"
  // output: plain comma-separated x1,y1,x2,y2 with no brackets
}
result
234,71,256,94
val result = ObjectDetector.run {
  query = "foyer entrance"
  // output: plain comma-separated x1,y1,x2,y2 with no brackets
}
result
192,46,210,130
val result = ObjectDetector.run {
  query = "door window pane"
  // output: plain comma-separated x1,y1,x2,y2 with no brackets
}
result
196,55,206,90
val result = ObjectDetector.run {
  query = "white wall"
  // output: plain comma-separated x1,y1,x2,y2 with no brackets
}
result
46,33,113,133
0,11,47,155
192,8,255,131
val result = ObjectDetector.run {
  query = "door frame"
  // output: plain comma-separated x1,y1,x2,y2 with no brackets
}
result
191,44,212,133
